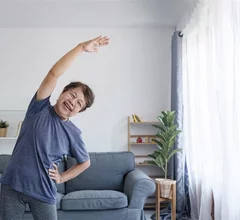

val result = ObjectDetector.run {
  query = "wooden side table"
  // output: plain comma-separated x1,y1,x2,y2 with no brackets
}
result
155,179,176,220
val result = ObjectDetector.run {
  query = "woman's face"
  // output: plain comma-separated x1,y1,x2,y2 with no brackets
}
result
54,87,86,120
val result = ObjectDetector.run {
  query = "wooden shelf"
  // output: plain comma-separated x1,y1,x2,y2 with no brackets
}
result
130,122,160,125
135,155,148,158
130,142,156,145
0,137,17,140
135,163,154,166
144,203,168,209
128,116,165,192
130,135,156,138
144,203,156,209
0,110,26,112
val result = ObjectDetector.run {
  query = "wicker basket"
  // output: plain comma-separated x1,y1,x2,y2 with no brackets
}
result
156,178,175,198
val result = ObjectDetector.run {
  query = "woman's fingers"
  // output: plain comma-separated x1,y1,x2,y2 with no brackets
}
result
92,35,102,41
49,169,56,177
49,169,56,173
49,165,58,178
97,36,110,46
52,163,58,170
49,165,62,183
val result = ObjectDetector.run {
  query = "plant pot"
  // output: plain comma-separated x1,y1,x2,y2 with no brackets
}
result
0,128,7,137
156,178,176,199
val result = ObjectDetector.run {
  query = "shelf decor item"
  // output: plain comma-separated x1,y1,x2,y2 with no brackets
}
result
131,114,144,122
0,119,10,137
16,121,23,137
147,111,182,198
136,137,142,143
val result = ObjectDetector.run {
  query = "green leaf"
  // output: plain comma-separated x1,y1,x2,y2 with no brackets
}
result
166,130,181,142
169,125,177,133
172,130,181,137
162,116,168,127
168,135,177,143
145,160,157,165
148,151,159,159
157,116,164,124
167,139,175,151
0,120,9,128
152,138,164,149
148,155,156,159
155,154,165,172
156,133,167,142
156,150,167,160
168,148,182,160
152,124,167,133
162,112,168,117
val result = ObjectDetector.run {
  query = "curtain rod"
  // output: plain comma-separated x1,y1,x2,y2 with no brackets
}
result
178,32,183,37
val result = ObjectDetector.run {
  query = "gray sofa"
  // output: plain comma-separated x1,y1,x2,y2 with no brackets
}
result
0,152,155,220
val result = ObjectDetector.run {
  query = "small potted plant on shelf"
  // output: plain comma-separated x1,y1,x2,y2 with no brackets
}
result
147,111,182,198
0,119,9,137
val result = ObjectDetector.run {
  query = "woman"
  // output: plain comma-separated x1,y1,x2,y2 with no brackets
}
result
0,35,110,220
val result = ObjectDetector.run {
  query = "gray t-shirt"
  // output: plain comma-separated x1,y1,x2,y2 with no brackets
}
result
0,93,89,204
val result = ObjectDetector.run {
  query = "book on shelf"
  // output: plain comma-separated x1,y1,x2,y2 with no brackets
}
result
131,114,144,122
16,121,23,137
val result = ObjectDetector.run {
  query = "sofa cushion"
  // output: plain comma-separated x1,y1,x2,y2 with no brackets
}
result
56,192,64,209
25,192,64,211
61,190,128,210
66,152,135,193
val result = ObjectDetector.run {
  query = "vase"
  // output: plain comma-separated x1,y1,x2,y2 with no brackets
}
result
0,128,7,137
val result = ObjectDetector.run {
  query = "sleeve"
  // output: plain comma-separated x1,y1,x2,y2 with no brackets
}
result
70,133,90,163
26,92,51,117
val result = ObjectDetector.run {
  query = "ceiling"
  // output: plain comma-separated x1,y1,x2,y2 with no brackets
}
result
0,0,196,28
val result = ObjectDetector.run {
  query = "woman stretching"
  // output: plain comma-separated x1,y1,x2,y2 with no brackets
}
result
0,35,110,220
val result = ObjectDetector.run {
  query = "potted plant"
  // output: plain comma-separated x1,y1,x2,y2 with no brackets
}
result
0,120,9,137
147,111,182,198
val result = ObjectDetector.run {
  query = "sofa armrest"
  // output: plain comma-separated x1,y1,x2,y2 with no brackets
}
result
123,169,156,209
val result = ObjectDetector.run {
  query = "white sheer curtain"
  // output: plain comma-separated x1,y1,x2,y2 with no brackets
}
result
182,0,240,219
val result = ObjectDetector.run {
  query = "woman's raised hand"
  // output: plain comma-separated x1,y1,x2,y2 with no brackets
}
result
80,36,110,53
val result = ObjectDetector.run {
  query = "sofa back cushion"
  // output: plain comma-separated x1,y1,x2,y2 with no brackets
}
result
65,152,135,193
0,155,11,174
0,154,65,194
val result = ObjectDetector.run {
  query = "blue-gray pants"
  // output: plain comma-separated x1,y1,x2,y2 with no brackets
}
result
0,184,57,220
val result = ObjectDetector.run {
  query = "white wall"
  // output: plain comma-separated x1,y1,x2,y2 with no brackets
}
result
0,27,173,153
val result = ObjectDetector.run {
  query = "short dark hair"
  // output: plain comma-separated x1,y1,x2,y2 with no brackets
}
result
62,81,95,112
